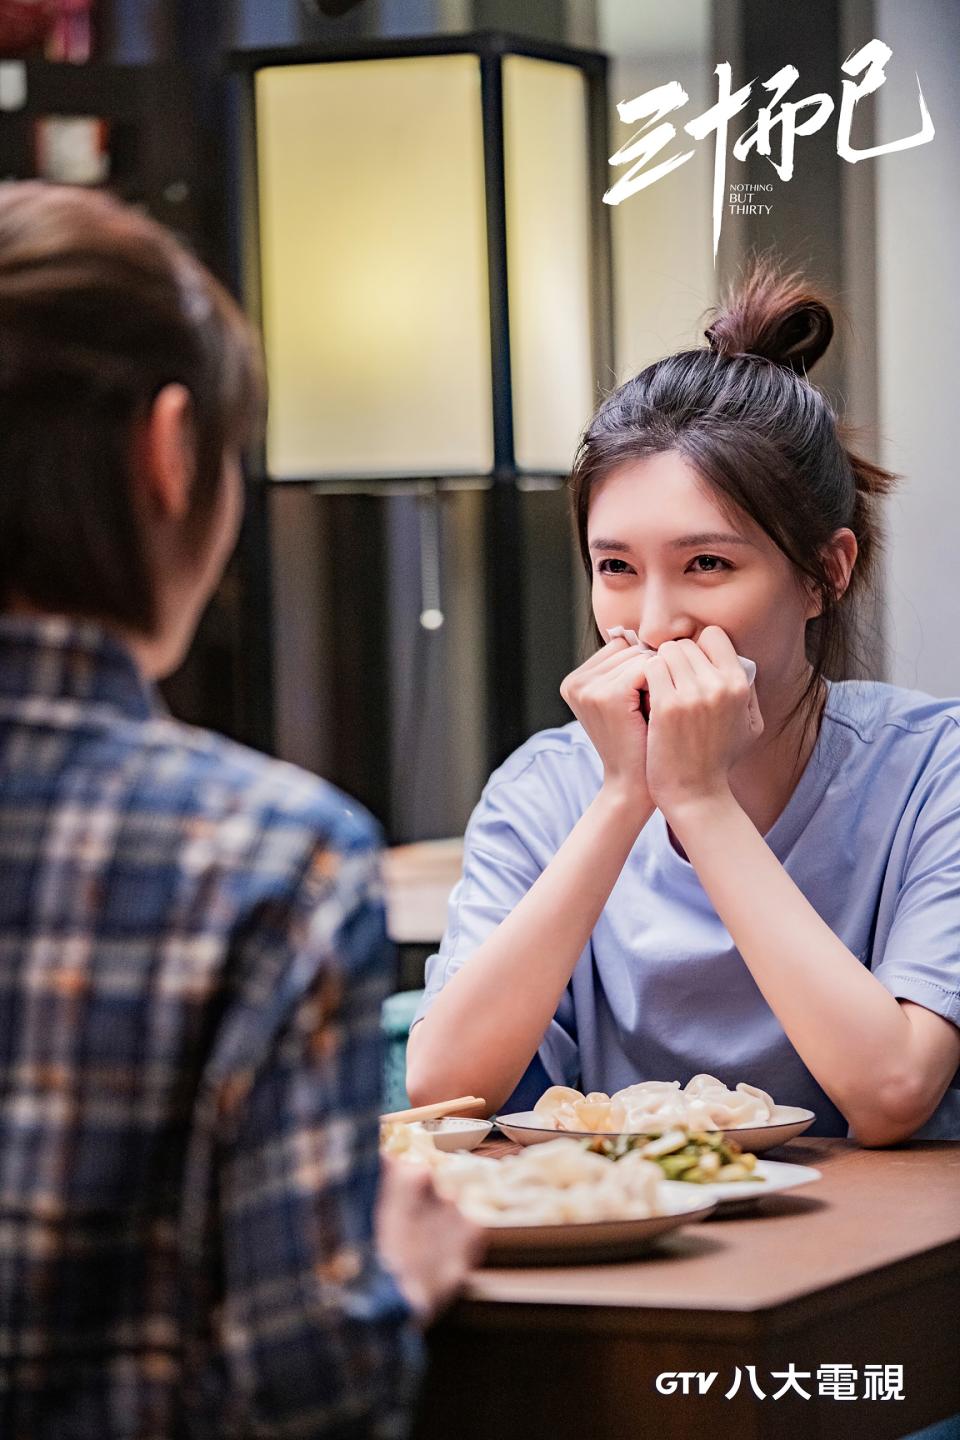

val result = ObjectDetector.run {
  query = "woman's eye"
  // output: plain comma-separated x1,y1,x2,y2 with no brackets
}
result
596,555,732,577
688,554,731,574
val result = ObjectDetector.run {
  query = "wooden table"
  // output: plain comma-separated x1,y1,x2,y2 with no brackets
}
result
411,1136,960,1440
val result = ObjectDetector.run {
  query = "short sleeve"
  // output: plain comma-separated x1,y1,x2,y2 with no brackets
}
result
870,745,960,1090
411,741,588,1093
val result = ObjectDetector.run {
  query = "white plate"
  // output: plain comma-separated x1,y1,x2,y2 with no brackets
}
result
494,1106,816,1154
713,1108,816,1152
480,1184,716,1266
699,1158,822,1207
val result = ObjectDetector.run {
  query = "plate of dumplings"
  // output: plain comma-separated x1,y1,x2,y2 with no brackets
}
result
381,1120,716,1264
496,1074,815,1154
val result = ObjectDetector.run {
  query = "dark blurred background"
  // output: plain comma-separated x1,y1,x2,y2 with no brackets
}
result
2,0,956,849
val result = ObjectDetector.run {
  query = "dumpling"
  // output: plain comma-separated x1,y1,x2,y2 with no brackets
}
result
427,1131,672,1226
531,1074,780,1138
736,1082,776,1121
571,1097,625,1133
616,1083,683,1120
681,1097,721,1130
613,1151,663,1209
621,1101,672,1133
683,1073,726,1098
614,1080,681,1103
680,1075,775,1127
533,1085,584,1124
505,1138,611,1188
561,1178,624,1223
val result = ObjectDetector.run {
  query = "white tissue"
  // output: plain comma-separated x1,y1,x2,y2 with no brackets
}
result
606,627,757,687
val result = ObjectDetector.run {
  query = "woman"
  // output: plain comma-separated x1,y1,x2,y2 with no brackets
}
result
0,181,479,1440
407,263,960,1146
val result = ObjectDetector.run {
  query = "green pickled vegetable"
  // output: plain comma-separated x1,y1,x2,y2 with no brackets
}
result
583,1127,764,1184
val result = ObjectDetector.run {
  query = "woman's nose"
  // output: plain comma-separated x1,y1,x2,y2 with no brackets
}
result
636,602,695,652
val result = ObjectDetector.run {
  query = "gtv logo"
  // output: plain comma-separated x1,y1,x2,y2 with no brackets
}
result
655,1371,719,1396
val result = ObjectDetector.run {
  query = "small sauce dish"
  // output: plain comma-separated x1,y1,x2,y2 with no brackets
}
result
413,1116,493,1152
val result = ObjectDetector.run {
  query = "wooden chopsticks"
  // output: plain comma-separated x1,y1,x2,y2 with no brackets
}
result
380,1095,486,1124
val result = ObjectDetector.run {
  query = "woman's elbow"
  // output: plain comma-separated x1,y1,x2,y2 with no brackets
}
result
402,1025,449,1109
402,1028,429,1108
403,1065,439,1110
853,1118,914,1149
848,1081,933,1148
404,1028,504,1114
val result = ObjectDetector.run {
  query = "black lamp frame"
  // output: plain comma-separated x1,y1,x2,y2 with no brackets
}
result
229,31,613,789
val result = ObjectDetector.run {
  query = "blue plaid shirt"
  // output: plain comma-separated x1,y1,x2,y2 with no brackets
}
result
0,615,422,1438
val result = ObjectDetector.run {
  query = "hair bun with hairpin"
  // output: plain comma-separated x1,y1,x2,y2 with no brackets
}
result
703,260,834,376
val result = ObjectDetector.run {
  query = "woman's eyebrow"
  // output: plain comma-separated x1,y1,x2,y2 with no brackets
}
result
668,531,754,549
589,531,753,553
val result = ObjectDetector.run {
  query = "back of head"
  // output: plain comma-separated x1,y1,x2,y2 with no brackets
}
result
571,256,896,701
0,182,264,632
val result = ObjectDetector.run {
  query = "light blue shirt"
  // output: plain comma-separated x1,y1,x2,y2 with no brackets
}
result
414,680,960,1138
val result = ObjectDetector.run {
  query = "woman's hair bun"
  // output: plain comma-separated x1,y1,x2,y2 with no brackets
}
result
703,258,834,375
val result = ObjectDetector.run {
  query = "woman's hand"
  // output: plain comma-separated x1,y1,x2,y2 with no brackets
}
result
559,638,654,816
641,626,763,816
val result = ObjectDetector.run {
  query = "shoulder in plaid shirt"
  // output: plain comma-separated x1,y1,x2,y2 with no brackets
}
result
0,614,422,1439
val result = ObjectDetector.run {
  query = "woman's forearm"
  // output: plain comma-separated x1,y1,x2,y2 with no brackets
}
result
666,788,929,1145
406,787,653,1114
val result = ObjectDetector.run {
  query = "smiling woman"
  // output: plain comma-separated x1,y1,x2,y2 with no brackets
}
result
405,259,960,1147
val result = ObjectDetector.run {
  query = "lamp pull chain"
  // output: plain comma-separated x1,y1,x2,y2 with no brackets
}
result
418,485,444,631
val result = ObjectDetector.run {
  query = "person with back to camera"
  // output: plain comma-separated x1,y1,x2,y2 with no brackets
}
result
407,261,960,1147
0,181,482,1440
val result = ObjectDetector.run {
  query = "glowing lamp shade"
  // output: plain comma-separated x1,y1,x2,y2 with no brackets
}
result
251,46,597,481
502,55,594,474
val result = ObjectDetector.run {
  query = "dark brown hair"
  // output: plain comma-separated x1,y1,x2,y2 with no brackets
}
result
570,259,896,739
0,181,264,631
